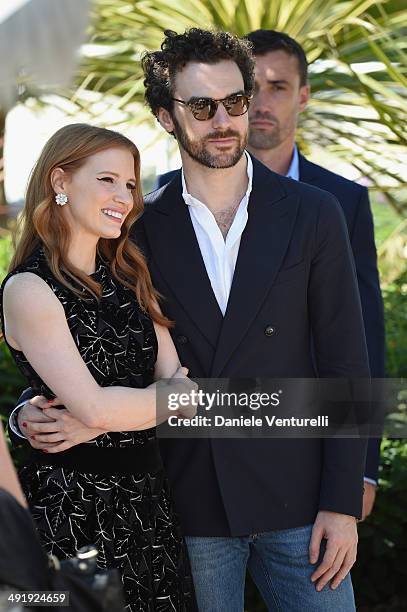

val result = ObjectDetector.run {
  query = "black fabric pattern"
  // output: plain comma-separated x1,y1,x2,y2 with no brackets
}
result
0,246,196,611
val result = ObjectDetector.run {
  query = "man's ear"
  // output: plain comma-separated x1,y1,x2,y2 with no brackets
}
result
157,108,175,135
299,84,310,113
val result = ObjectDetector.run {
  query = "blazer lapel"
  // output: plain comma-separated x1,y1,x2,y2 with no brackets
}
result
143,175,223,349
211,159,300,376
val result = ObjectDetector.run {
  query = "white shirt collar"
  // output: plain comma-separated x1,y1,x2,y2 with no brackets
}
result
286,144,299,181
181,151,253,207
180,153,253,315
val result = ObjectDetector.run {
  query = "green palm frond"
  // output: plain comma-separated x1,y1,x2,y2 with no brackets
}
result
39,0,407,215
378,217,407,283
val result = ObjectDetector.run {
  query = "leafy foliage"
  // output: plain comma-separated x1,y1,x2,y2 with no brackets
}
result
354,439,407,610
383,270,407,377
0,235,25,428
62,0,407,215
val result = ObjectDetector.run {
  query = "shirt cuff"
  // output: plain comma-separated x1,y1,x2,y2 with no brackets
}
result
364,477,377,487
9,402,29,439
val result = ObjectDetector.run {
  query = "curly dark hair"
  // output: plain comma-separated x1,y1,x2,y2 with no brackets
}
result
142,28,255,117
246,30,308,86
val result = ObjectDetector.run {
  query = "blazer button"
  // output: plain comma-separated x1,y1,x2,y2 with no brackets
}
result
264,325,276,337
177,335,188,345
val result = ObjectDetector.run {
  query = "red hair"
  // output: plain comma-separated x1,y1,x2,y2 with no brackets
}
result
10,123,170,327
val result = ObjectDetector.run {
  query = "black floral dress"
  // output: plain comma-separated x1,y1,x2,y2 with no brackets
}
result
0,247,196,611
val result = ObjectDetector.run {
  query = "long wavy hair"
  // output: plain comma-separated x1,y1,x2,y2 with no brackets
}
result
10,123,170,327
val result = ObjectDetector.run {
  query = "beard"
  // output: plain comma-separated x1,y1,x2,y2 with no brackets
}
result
172,115,247,169
248,111,283,150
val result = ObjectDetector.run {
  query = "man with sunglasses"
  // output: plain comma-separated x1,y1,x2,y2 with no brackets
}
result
158,29,385,523
139,28,369,611
11,29,369,611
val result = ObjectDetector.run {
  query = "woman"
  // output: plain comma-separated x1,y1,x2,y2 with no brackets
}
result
0,124,197,611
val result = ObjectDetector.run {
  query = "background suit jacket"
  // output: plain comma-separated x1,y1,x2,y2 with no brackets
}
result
134,157,370,536
157,151,385,482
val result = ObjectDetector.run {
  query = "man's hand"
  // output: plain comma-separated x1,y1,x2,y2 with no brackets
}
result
169,366,198,420
309,510,358,592
361,482,377,521
18,396,104,452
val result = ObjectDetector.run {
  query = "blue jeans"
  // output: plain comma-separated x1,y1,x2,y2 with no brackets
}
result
185,525,356,612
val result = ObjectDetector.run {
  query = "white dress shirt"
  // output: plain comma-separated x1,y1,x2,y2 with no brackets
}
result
182,153,253,316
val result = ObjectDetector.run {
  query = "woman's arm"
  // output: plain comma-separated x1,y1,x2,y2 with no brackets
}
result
0,427,27,507
153,316,181,380
3,273,195,432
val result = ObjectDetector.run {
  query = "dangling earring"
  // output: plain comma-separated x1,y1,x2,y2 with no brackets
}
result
55,193,68,206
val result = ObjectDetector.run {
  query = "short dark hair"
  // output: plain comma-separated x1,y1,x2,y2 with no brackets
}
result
142,28,255,117
246,30,308,86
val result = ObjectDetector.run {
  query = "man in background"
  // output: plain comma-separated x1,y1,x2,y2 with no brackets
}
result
158,30,385,519
245,29,384,519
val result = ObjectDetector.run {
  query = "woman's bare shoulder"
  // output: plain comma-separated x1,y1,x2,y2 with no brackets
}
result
3,272,62,310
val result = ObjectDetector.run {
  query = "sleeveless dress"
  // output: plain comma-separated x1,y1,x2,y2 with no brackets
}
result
0,246,196,612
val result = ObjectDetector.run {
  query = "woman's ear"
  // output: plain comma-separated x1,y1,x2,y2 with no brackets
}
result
50,167,69,194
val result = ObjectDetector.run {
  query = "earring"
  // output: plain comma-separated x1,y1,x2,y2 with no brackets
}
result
55,193,68,206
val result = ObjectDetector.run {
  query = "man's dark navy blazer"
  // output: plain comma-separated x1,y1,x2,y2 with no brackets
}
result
134,156,370,536
157,152,385,484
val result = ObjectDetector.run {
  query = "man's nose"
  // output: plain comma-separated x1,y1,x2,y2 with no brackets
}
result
211,102,232,128
251,90,272,114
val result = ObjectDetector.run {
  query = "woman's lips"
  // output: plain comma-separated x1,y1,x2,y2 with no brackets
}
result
101,210,123,224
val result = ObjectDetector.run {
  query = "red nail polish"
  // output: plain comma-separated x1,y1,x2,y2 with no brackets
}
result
43,449,48,453
47,400,53,404
22,422,27,428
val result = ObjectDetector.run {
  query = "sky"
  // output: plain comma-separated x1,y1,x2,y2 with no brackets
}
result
4,103,181,203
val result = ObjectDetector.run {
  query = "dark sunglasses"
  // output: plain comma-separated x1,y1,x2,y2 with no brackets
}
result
171,93,252,121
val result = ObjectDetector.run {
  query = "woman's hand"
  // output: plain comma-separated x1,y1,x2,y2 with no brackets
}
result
40,407,105,452
18,396,59,447
18,398,104,453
